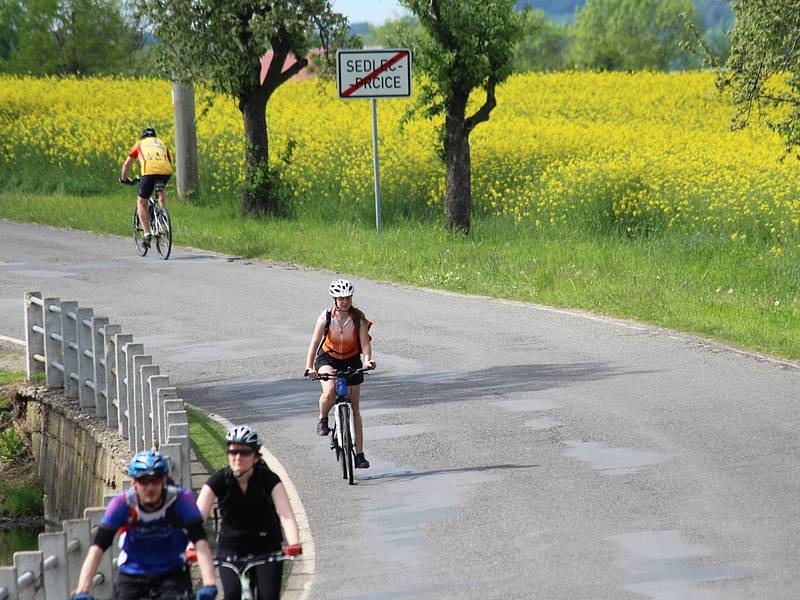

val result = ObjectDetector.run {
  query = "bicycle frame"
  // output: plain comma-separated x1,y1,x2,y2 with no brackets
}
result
215,552,293,600
305,367,370,485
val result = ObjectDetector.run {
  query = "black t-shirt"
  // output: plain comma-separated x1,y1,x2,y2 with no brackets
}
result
206,461,283,551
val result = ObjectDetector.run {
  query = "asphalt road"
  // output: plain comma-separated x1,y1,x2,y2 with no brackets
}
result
1,220,798,599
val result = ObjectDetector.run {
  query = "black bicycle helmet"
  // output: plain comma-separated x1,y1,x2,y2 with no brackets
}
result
225,424,262,451
140,127,157,139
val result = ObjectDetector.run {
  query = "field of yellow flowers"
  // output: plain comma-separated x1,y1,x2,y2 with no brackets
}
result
1,72,799,243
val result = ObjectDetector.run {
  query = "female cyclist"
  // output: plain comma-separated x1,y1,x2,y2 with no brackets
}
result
304,278,376,469
195,425,302,600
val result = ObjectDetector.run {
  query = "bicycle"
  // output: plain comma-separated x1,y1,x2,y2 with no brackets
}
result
304,367,371,485
215,551,296,600
119,176,173,260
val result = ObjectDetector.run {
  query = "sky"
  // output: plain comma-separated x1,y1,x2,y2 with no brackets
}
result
332,0,410,25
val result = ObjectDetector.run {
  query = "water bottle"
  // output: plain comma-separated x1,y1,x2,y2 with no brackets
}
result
336,378,348,399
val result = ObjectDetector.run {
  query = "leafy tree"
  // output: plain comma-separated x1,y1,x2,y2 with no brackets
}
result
569,0,700,71
138,0,353,216
399,0,523,233
514,8,572,72
0,0,22,64
721,1,800,150
3,0,138,75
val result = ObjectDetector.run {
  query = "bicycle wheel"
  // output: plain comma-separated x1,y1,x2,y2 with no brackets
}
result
155,207,172,260
341,404,354,485
132,206,148,256
337,411,348,480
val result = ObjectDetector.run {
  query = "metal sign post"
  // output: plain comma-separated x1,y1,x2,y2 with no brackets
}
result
337,49,413,235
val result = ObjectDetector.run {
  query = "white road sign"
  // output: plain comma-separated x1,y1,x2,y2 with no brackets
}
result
337,49,412,99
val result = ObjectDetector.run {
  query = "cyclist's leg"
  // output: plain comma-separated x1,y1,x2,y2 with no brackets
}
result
138,176,156,236
252,560,282,600
218,563,243,600
156,175,170,209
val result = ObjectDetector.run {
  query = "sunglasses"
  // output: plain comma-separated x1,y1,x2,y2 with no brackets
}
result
135,475,164,486
227,448,255,457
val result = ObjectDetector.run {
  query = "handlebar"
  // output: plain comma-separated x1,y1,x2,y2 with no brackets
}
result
119,176,140,185
215,551,297,568
304,366,373,380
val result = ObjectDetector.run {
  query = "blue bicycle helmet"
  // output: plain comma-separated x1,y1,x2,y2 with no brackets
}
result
128,451,170,478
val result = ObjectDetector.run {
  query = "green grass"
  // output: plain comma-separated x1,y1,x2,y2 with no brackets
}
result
0,370,25,386
1,191,799,360
186,404,227,472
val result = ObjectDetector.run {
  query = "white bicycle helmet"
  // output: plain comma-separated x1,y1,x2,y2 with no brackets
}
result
225,424,262,450
329,279,354,298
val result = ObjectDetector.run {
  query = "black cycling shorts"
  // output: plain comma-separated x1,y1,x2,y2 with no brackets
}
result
315,352,364,385
139,174,170,200
115,565,192,600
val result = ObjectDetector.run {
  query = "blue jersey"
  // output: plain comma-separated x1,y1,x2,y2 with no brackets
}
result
101,486,202,575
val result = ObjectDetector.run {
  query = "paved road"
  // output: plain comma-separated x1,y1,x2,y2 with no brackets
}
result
1,220,799,599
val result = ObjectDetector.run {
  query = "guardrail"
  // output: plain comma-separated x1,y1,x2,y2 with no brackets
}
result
0,291,194,599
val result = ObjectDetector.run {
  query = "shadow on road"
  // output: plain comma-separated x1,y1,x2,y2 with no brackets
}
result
184,361,651,423
357,462,540,484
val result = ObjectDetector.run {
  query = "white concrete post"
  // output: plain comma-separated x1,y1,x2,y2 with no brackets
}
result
103,325,122,428
156,387,178,446
13,550,43,600
124,344,145,450
85,507,114,599
39,531,69,599
159,443,183,487
131,353,151,453
61,301,79,399
63,518,91,592
148,377,170,446
140,366,159,450
114,335,133,440
92,317,109,417
43,297,63,388
77,307,94,408
161,399,184,445
25,291,44,379
0,566,19,599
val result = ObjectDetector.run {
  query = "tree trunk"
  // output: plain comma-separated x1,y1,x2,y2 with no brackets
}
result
173,81,201,203
240,89,271,215
444,96,472,234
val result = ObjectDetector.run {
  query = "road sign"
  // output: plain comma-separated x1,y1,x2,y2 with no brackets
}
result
337,49,412,99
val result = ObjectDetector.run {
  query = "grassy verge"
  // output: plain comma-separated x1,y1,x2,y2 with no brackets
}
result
1,191,799,360
186,405,227,472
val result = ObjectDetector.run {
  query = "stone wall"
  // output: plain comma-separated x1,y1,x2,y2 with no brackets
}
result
16,385,130,523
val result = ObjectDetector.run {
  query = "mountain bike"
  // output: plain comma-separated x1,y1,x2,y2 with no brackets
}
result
305,367,371,485
119,177,173,259
215,551,296,600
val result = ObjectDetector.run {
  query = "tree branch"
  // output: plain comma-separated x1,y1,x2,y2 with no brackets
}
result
464,80,497,133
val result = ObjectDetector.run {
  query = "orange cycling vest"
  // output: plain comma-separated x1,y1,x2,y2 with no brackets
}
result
319,308,371,360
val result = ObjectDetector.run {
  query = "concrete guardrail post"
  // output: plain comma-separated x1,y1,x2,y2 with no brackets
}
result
124,344,145,450
13,550,43,599
62,519,91,592
60,301,79,400
114,335,133,440
140,366,159,451
77,307,94,408
38,531,68,599
91,317,109,416
43,298,63,389
103,325,122,428
25,291,44,379
85,508,114,599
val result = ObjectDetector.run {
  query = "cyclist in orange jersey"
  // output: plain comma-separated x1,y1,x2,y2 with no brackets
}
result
305,279,375,469
120,127,173,248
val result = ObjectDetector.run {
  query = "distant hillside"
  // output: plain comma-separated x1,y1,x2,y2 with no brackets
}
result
516,0,732,29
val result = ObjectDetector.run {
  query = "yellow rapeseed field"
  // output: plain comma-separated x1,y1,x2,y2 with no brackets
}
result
1,72,799,242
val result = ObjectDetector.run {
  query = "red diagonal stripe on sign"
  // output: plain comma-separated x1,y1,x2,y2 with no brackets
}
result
342,51,408,97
